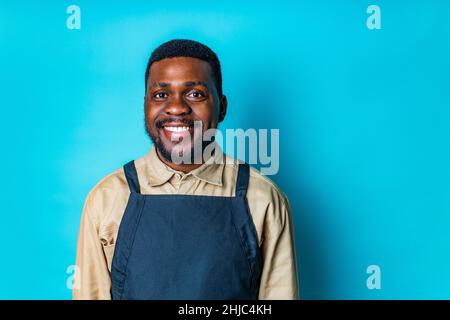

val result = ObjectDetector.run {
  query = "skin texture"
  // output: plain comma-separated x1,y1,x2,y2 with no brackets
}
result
144,57,228,173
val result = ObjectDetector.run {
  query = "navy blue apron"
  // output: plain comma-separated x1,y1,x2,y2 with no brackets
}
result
110,160,262,300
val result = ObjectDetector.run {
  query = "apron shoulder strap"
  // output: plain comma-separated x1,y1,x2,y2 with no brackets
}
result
123,160,141,194
236,162,250,197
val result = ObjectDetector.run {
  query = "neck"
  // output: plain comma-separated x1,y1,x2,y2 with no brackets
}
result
156,149,205,174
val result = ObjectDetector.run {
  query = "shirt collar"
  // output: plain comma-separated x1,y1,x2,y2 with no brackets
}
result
144,144,225,187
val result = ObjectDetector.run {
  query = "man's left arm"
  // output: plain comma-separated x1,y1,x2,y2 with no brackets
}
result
258,197,299,300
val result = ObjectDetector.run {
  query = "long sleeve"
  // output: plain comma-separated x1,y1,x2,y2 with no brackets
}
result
258,197,299,300
71,149,300,300
72,194,112,300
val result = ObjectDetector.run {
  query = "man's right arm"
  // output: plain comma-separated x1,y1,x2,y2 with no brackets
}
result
73,193,112,300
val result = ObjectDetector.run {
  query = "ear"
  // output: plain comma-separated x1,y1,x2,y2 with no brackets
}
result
218,95,228,123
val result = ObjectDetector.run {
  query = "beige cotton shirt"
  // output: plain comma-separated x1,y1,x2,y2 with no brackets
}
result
73,146,299,300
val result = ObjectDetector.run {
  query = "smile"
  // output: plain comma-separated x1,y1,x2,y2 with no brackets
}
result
164,126,191,132
160,122,195,141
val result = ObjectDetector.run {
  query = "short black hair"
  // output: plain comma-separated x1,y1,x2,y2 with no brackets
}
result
145,39,223,98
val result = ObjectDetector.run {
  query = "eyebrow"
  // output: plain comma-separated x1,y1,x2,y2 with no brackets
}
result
151,81,208,88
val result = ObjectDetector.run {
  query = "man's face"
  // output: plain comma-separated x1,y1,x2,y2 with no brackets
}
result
144,57,225,163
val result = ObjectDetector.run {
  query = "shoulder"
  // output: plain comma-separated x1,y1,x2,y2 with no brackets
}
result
222,156,292,240
223,155,290,221
248,165,289,206
222,155,288,205
83,161,135,225
83,167,126,223
248,165,291,224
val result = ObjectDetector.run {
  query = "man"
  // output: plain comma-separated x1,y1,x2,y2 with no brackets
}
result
73,39,299,300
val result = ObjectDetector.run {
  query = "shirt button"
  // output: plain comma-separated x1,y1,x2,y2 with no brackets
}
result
175,173,181,180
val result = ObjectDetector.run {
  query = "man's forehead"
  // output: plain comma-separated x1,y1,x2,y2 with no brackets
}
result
148,57,213,85
150,80,208,88
150,57,210,74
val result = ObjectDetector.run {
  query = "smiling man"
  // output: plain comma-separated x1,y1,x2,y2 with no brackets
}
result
73,39,299,300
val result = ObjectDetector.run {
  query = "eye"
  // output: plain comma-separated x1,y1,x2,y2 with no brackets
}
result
186,90,205,100
153,92,168,100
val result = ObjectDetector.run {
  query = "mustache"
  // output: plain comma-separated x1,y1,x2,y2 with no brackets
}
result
155,118,196,129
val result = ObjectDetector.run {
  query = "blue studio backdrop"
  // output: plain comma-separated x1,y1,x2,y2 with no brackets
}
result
1,0,450,299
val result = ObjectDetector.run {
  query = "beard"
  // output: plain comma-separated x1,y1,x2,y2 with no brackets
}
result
144,116,215,164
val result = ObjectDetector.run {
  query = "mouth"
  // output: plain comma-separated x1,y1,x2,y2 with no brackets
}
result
159,122,195,142
163,125,192,133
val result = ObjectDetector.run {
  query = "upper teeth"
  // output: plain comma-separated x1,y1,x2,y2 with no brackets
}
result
165,126,190,132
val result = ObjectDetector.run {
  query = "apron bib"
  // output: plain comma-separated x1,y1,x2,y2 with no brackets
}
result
111,160,262,300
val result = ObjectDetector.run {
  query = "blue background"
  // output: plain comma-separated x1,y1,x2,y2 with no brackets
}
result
1,0,449,299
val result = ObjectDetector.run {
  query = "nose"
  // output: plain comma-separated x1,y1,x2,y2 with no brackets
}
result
164,94,192,116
